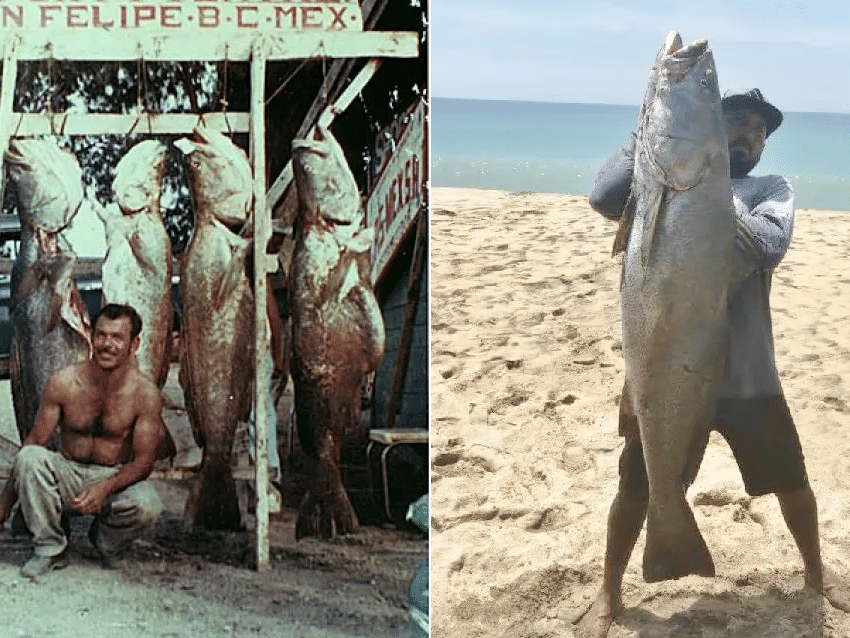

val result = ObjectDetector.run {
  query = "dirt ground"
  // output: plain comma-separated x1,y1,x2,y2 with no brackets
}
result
0,367,427,638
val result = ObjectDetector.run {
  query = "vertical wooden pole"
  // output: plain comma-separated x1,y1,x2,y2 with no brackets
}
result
0,40,19,163
250,40,270,572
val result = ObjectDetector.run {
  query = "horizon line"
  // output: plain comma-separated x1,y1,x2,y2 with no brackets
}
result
431,95,850,117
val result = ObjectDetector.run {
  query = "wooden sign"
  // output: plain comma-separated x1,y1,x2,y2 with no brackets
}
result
0,0,419,62
367,96,426,285
0,0,363,35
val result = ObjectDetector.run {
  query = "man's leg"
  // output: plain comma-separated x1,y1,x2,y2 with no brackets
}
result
13,446,88,578
777,487,850,612
575,491,648,638
14,446,84,558
576,384,649,638
718,395,850,613
89,480,163,562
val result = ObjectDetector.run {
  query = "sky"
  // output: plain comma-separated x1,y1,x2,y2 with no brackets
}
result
430,0,850,114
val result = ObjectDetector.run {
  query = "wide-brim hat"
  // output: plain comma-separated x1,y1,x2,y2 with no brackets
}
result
721,88,783,137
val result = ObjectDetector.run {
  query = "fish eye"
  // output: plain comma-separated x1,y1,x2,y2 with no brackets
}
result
699,79,708,87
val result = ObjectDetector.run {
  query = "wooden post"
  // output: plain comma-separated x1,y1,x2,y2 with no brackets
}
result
266,58,382,210
0,40,19,161
384,206,427,429
250,40,271,572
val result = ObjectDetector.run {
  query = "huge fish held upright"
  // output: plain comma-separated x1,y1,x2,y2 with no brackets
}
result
620,32,734,583
6,140,92,447
290,125,385,539
97,140,173,387
175,127,254,531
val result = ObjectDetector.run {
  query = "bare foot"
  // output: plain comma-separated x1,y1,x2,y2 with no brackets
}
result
574,591,623,638
810,566,850,613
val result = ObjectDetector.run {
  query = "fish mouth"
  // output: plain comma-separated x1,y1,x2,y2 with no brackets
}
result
662,32,710,81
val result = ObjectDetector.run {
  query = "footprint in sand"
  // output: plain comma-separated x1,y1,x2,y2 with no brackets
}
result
544,394,578,410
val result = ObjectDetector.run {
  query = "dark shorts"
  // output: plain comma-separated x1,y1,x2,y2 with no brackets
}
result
617,383,809,499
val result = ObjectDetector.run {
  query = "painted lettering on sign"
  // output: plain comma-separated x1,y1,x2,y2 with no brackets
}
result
372,153,421,263
0,1,363,32
367,97,427,285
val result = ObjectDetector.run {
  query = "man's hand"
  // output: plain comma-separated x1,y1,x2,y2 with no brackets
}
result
70,481,113,515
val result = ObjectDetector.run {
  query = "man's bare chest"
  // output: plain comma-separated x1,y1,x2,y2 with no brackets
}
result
61,391,138,439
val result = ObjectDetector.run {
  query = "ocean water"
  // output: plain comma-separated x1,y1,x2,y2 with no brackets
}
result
431,98,850,212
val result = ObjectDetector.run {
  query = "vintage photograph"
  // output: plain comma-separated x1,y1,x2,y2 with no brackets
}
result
430,1,850,637
0,1,429,636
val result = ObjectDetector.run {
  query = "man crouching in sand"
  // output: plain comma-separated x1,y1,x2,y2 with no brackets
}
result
0,303,165,579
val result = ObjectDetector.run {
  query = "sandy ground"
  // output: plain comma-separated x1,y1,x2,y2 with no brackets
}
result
0,365,426,638
430,187,850,638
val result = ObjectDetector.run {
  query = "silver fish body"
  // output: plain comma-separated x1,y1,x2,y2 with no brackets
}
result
621,32,734,582
175,127,254,531
290,125,385,539
98,140,173,387
5,140,91,446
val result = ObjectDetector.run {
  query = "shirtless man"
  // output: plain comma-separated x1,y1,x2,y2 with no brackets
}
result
0,303,164,579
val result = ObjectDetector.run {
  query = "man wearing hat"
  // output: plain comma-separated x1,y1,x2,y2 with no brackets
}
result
575,89,850,638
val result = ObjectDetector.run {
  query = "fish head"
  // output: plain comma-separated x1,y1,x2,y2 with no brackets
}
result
112,140,167,216
644,35,728,190
5,139,83,231
292,125,363,226
175,127,253,227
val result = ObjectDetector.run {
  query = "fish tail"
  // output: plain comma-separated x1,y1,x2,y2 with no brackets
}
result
184,463,243,531
643,495,714,582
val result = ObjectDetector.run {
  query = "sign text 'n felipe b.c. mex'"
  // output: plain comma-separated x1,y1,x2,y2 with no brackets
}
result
0,1,363,34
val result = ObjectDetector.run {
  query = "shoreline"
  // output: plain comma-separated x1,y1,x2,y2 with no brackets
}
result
431,185,850,216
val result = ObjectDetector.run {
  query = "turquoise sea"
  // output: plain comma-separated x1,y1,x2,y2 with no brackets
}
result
431,98,850,212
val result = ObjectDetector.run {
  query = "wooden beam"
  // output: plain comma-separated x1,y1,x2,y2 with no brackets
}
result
266,58,382,209
0,41,19,162
264,0,391,212
4,31,418,62
384,206,427,430
250,41,271,572
8,112,250,137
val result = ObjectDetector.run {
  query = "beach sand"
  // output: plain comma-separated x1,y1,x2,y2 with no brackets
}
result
430,186,850,638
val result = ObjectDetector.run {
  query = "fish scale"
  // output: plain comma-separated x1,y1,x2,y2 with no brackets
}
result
290,125,385,539
620,32,735,583
98,140,173,388
5,139,91,447
175,127,254,531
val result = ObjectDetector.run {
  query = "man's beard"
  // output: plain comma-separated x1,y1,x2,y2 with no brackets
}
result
729,149,760,179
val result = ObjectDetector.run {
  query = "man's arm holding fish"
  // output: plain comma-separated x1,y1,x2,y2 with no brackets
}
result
588,137,795,292
588,134,636,221
729,177,794,292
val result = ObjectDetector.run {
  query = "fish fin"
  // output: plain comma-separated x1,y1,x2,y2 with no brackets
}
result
643,495,715,583
129,231,158,275
10,268,41,311
185,463,243,531
612,194,636,257
64,287,94,356
213,242,250,311
640,186,666,270
46,292,64,333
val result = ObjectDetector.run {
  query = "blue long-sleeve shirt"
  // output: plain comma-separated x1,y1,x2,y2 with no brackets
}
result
590,136,795,400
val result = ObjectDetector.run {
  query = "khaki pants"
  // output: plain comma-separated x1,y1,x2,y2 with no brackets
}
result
13,445,163,558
